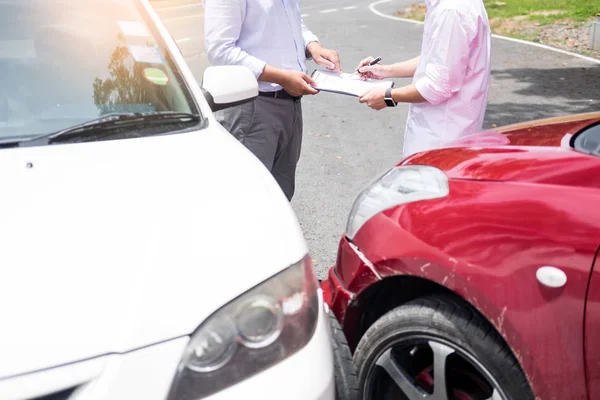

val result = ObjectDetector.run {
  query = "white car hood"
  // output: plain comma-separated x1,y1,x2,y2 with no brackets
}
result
0,125,307,378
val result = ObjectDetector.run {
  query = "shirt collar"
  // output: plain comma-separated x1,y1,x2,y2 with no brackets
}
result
426,0,441,7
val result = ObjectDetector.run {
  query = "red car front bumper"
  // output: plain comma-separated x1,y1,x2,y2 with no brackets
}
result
320,235,380,335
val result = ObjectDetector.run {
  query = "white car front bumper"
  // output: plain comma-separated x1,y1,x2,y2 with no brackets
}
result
0,293,335,400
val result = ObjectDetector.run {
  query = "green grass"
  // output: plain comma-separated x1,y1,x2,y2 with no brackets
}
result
484,0,599,22
528,13,568,25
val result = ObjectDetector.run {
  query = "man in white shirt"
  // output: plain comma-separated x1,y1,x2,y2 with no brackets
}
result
204,0,340,200
356,0,491,158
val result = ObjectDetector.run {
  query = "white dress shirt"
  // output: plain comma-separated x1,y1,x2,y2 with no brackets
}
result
403,0,491,158
203,0,318,92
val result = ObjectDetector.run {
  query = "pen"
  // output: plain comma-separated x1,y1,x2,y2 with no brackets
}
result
353,56,382,75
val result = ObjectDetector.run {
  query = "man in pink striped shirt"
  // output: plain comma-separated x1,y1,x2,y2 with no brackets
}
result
357,0,492,158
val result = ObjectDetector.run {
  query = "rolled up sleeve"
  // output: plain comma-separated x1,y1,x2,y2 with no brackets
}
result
204,0,267,78
415,9,473,105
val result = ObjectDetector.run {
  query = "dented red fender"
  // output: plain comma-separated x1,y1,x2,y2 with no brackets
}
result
324,112,600,400
335,176,600,400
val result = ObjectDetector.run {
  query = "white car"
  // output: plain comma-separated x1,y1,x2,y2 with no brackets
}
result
0,1,356,399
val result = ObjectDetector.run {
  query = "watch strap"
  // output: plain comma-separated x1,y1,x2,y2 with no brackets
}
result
384,87,396,107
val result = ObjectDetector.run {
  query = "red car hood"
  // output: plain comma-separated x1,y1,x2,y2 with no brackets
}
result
401,112,600,186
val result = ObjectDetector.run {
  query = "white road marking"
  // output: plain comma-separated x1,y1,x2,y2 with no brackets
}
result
343,6,359,10
368,0,600,64
320,8,338,13
301,13,310,17
176,37,192,43
491,35,600,64
368,0,424,24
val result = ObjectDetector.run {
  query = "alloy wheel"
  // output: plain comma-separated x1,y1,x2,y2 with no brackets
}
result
364,336,506,400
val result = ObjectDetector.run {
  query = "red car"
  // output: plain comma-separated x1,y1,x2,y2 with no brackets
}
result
321,112,600,400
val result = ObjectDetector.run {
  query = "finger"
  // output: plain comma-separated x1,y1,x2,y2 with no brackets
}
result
358,65,375,74
328,52,341,72
355,56,374,71
303,81,319,95
302,73,317,86
303,85,319,95
317,56,336,70
331,59,341,72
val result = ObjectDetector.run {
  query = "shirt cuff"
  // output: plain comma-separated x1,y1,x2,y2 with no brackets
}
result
244,57,267,80
414,64,453,106
303,33,319,60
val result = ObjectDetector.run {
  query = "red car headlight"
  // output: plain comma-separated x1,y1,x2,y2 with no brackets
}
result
346,165,449,240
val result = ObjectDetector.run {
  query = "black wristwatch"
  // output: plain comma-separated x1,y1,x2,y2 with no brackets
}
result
384,88,397,107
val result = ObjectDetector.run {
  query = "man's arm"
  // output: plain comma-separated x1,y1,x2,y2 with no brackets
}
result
301,17,341,72
356,56,419,80
388,56,420,78
359,9,473,110
391,84,426,103
204,0,317,96
301,18,319,58
204,0,266,79
358,84,425,110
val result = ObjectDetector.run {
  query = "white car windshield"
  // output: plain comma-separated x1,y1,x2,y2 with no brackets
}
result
0,0,199,141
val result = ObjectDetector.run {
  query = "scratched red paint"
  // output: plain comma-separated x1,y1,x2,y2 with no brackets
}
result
321,112,600,400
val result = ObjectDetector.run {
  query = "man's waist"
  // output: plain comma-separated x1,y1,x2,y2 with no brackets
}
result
258,89,302,101
407,102,484,133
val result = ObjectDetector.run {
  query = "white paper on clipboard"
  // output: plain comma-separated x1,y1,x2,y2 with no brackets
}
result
311,69,394,97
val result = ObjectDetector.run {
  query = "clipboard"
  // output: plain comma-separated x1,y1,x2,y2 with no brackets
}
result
310,69,394,97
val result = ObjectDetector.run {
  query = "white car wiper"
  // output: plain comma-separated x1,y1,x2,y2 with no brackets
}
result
21,111,201,146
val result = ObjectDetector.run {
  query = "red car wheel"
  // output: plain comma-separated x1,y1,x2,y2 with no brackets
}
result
353,296,534,400
327,310,360,400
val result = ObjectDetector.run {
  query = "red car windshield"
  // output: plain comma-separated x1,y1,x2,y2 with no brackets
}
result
572,122,600,157
0,0,198,140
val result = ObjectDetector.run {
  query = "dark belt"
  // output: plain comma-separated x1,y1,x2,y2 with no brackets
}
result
259,90,301,101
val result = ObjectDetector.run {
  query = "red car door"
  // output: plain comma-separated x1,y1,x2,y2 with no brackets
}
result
584,246,600,399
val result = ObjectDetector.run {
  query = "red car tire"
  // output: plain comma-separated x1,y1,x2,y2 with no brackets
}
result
328,310,360,400
353,295,534,400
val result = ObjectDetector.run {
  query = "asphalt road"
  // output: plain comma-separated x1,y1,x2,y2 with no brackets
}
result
153,0,600,278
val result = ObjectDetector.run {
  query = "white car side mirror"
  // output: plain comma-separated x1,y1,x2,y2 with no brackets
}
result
201,66,258,112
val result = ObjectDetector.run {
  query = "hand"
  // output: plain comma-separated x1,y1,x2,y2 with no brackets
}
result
355,56,389,81
307,42,341,72
358,87,387,110
281,71,319,97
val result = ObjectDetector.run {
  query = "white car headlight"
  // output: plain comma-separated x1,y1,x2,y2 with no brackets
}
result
167,256,319,400
346,165,449,240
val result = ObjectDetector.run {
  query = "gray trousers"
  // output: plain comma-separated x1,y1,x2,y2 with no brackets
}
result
215,96,303,201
